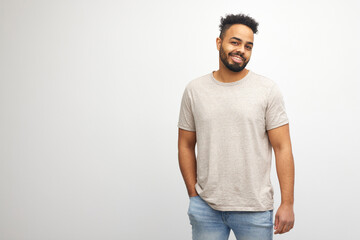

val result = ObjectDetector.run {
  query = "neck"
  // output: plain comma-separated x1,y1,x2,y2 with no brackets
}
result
213,63,249,83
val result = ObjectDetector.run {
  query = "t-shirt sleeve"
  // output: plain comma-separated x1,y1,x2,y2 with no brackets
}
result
177,87,196,132
265,83,289,131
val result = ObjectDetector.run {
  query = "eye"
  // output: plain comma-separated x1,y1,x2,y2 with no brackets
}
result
246,46,252,50
231,42,239,45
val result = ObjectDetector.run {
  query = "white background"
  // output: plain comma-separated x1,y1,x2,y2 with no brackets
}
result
1,0,359,239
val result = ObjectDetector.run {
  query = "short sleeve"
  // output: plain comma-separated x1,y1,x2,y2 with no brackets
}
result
265,84,289,131
177,87,196,131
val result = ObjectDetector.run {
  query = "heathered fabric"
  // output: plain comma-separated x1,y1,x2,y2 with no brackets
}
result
178,70,289,211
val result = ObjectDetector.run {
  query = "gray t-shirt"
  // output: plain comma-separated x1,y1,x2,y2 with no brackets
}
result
178,70,289,211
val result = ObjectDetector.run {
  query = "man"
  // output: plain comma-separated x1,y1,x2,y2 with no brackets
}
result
177,13,295,240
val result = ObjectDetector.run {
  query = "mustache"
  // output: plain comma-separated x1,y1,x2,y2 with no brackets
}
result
230,53,246,61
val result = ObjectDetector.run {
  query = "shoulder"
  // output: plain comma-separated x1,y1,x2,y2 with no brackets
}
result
249,71,277,89
250,72,287,105
184,73,212,92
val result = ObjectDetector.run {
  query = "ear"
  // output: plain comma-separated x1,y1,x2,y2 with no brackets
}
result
216,37,221,51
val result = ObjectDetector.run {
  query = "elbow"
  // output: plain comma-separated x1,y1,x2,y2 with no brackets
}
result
272,143,292,153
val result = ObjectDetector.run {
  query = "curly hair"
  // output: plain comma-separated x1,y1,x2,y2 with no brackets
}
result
219,13,259,40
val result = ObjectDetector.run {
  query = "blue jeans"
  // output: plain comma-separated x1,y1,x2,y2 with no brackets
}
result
187,196,273,240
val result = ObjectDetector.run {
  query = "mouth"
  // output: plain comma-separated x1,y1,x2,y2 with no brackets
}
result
230,54,244,64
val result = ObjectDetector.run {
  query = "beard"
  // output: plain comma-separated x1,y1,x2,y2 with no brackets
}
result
219,44,249,72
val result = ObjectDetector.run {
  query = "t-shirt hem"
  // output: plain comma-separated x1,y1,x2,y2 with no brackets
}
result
178,124,196,132
266,120,289,131
207,204,274,212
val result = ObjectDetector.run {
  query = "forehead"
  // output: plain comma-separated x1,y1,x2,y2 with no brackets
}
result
224,24,254,42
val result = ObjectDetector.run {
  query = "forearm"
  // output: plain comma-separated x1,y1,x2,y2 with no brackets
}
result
178,146,197,197
274,147,295,205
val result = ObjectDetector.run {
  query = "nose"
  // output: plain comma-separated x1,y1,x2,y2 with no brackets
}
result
236,45,245,54
231,47,245,57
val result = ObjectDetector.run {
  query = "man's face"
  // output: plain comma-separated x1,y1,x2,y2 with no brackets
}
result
217,24,254,72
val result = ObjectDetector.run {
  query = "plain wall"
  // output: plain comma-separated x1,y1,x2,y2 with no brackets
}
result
1,0,359,239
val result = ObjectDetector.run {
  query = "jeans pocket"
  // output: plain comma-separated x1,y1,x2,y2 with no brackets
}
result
269,209,274,224
189,195,199,199
187,196,199,215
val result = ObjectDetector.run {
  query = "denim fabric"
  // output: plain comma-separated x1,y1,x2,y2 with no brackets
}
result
188,196,273,240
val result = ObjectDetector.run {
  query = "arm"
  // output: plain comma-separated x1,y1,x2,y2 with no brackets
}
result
178,128,198,197
267,123,295,234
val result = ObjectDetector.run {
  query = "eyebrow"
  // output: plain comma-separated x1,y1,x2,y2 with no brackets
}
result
229,37,253,45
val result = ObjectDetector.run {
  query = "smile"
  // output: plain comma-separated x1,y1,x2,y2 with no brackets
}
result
230,55,244,63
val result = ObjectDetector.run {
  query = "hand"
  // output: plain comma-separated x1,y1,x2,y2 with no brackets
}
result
274,203,295,234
